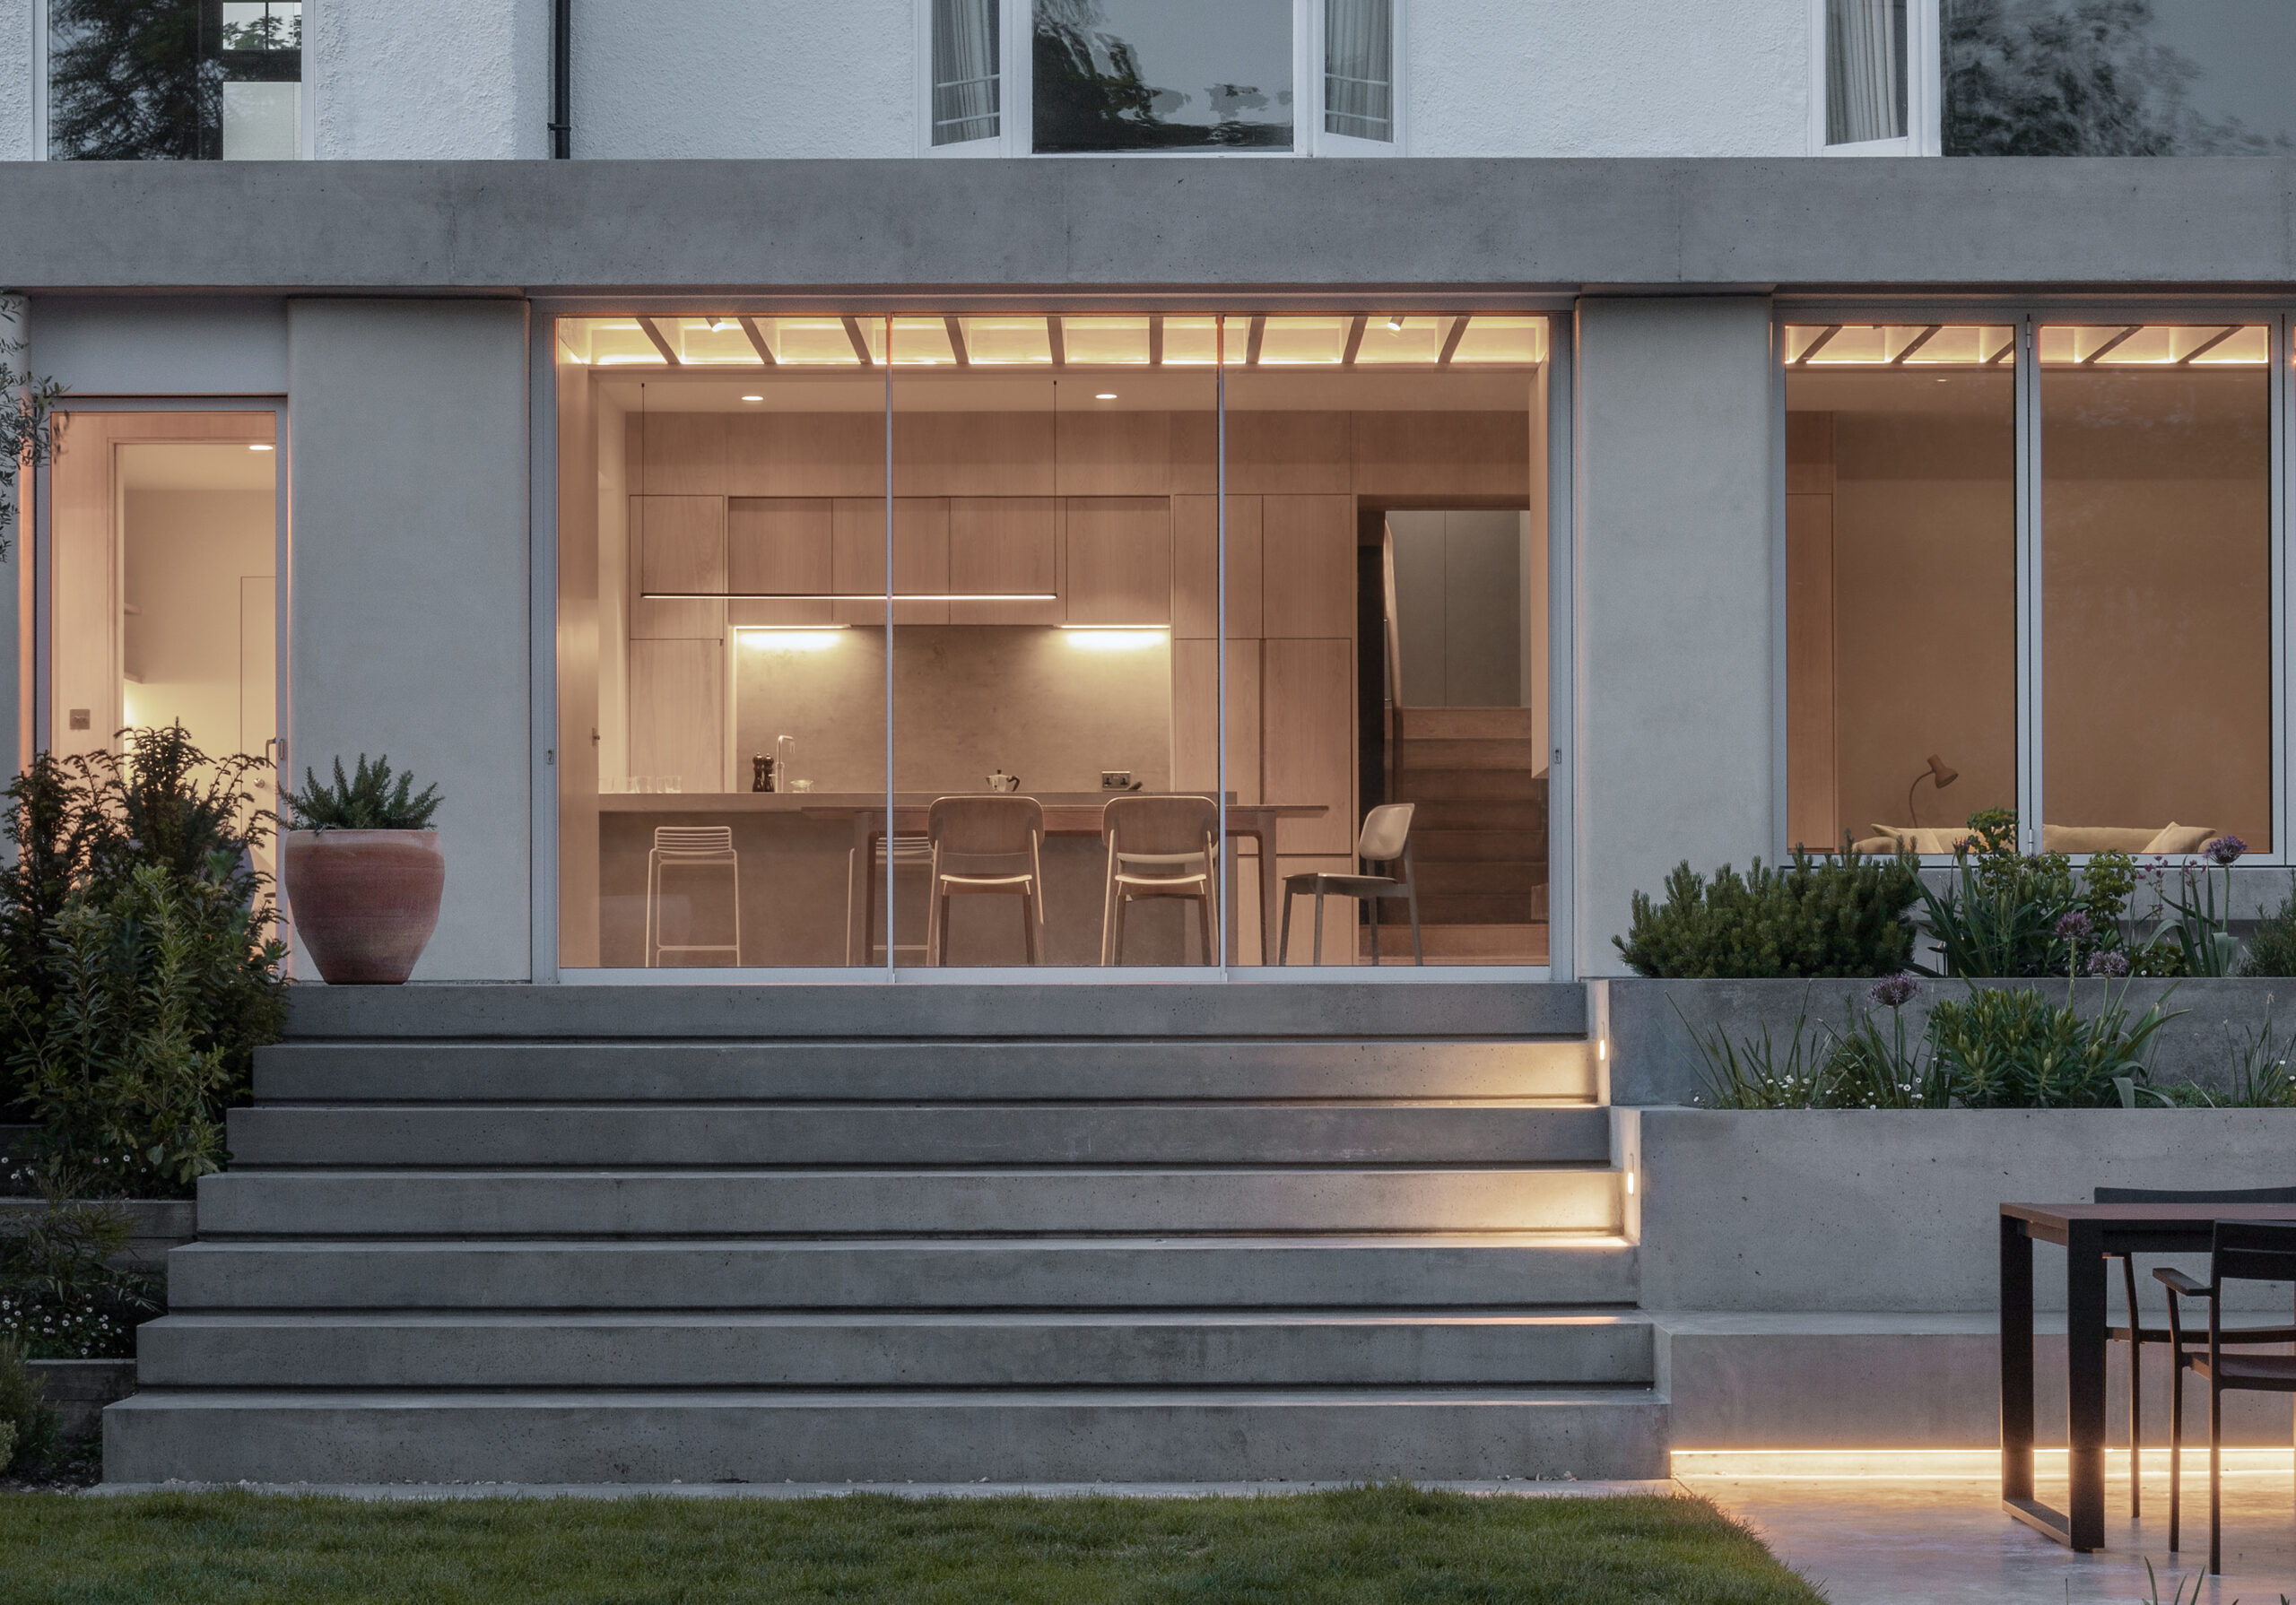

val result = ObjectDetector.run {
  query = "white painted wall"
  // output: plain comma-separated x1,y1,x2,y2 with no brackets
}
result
0,0,29,160
287,299,532,980
311,0,551,159
569,0,913,159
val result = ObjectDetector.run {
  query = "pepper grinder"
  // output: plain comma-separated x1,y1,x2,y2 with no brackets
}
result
752,754,775,794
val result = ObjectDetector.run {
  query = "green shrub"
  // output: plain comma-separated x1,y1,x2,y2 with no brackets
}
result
1616,846,1922,978
1929,985,2177,1108
2239,874,2296,978
1918,808,2187,978
1681,976,1949,1108
286,753,440,830
0,1333,59,1473
0,1196,161,1361
0,726,286,1188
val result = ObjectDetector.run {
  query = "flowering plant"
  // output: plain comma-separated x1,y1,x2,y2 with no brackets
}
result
2135,837,2245,978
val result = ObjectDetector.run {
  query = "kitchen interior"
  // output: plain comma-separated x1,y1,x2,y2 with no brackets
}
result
553,311,1550,967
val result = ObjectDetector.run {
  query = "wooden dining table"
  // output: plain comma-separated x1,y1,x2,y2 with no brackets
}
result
1998,1200,2296,1551
804,795,1328,967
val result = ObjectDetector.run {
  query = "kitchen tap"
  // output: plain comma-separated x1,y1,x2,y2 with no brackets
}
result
775,734,796,790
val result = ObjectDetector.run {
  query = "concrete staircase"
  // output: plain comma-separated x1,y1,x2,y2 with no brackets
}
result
1380,709,1549,963
108,983,1664,1486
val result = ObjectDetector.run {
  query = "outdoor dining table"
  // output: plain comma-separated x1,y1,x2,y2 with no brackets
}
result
1998,1200,2296,1551
804,796,1329,967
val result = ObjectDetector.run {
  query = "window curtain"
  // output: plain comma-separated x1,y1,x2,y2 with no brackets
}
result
1826,0,1907,144
933,0,1000,146
1323,0,1392,141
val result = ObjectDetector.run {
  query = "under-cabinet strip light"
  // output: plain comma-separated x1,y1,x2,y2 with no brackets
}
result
644,591,1060,603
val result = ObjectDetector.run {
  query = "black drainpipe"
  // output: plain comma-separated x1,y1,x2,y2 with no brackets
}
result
550,0,571,157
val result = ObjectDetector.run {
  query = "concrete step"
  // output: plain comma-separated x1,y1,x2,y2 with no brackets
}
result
194,1168,1624,1237
1394,708,1540,742
284,982,1587,1043
166,1234,1639,1311
139,1310,1655,1389
225,1104,1613,1168
104,1386,1670,1484
254,1038,1597,1105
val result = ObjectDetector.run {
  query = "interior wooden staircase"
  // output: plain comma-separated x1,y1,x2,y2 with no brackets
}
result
1375,707,1549,964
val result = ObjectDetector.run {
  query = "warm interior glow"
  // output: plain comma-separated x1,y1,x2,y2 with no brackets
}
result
2039,323,2269,366
736,629,844,652
1355,316,1448,365
248,443,274,451
1449,315,1549,365
1061,315,1152,366
1673,1448,2296,1480
1060,627,1169,650
1257,316,1351,365
958,315,1054,366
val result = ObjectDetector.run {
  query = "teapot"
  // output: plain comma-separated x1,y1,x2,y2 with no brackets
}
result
986,770,1021,794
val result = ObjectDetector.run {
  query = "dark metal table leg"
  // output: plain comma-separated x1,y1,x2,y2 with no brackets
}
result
2066,1220,2109,1552
2002,1212,2036,1506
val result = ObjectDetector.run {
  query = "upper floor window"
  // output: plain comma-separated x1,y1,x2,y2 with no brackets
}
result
1942,0,2296,155
48,0,303,160
929,0,1397,155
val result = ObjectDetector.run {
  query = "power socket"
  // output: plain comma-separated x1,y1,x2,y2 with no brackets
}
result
1100,770,1133,790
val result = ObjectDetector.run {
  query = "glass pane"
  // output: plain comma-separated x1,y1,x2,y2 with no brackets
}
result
1945,0,2296,155
555,317,888,968
932,0,1001,146
51,0,302,160
890,321,1219,967
1827,0,1907,145
2040,325,2272,854
1782,325,2018,855
1033,0,1293,153
1324,0,1393,141
1223,318,1547,966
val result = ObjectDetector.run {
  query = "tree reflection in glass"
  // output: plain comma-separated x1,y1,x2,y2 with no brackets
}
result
1032,0,1292,153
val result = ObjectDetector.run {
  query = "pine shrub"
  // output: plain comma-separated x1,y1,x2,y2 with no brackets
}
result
1615,847,1922,978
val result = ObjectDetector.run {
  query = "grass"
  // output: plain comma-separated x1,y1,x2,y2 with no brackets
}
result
0,1484,1825,1604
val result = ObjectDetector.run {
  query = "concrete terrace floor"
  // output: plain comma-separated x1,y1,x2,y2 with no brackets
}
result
1684,1458,2296,1603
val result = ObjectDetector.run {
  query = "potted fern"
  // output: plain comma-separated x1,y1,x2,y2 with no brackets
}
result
281,756,443,985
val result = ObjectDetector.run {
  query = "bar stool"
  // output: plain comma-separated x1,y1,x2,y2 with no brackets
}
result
847,835,934,963
926,795,1045,966
1100,794,1220,966
1280,802,1422,966
645,825,741,967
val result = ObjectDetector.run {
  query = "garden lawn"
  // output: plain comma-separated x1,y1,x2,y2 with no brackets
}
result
0,1484,1822,1603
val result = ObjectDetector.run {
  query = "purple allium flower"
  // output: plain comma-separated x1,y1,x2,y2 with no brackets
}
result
1869,973,1919,1010
2203,835,2248,867
2054,910,2095,941
2086,950,2131,978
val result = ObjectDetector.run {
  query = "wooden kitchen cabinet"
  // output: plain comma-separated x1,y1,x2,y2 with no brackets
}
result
1260,495,1356,638
832,498,950,625
948,497,1060,624
1064,497,1171,625
630,495,725,640
727,498,834,628
1170,493,1263,640
1262,637,1355,856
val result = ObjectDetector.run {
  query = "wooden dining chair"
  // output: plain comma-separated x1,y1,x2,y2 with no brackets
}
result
1099,794,1219,966
2154,1219,2296,1574
1279,802,1422,966
2094,1183,2296,1518
925,795,1046,966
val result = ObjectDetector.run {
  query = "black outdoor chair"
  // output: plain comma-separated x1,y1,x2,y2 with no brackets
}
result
2154,1219,2296,1575
2092,1184,2296,1519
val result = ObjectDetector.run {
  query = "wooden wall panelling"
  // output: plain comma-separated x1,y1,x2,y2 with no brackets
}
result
1260,495,1356,638
1065,497,1172,625
892,411,1057,498
1224,410,1352,494
637,412,728,496
1352,411,1533,498
557,360,603,965
630,495,726,639
948,497,1060,624
1786,411,1839,852
1170,637,1263,804
726,498,835,627
1170,493,1263,641
1263,637,1355,856
1169,409,1218,495
726,412,886,499
1056,409,1170,496
831,498,950,625
628,637,725,792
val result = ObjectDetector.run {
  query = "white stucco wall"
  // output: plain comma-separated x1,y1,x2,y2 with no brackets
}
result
569,0,913,159
0,0,32,160
312,0,551,159
1408,0,1811,156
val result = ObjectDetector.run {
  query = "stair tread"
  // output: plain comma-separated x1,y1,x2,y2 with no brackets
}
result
113,1384,1664,1407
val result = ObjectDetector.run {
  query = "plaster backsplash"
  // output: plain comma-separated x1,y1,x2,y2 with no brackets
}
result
734,626,1171,794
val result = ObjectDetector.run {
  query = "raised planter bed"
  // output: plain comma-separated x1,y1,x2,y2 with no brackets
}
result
25,1358,136,1437
0,1198,195,1278
1604,976,2296,1107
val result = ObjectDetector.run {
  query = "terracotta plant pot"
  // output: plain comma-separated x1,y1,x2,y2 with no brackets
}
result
283,829,445,985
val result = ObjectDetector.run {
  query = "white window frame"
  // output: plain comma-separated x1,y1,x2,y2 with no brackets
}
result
32,0,317,160
918,0,1404,158
1810,0,1940,157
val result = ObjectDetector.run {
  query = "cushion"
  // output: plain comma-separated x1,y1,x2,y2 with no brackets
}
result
1866,825,1977,855
1848,835,1902,856
2140,822,2217,856
2041,825,2161,855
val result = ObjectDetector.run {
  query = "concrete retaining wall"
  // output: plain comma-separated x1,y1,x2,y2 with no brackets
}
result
1607,976,2296,1107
